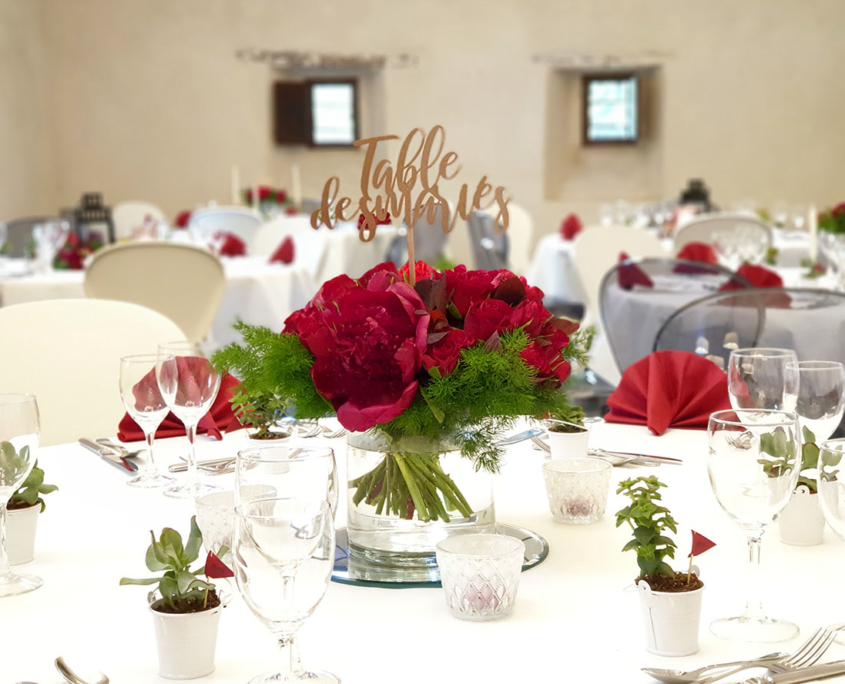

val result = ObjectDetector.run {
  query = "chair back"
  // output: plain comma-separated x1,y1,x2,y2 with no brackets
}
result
252,219,328,278
0,299,185,445
411,202,450,266
599,257,747,374
485,202,532,275
468,211,508,270
2,217,61,258
674,212,772,250
84,241,225,340
112,201,166,240
188,206,262,249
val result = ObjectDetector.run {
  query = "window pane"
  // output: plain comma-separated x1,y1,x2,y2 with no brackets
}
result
311,82,356,145
586,76,638,142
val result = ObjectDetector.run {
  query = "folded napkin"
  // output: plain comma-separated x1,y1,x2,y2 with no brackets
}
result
117,360,243,442
217,232,247,257
174,210,192,228
618,252,654,290
674,242,719,274
604,350,731,435
357,211,392,229
560,213,583,241
269,236,295,264
719,263,783,291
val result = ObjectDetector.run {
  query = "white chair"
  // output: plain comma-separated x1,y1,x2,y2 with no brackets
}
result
0,299,186,446
112,201,166,240
674,213,772,251
188,206,263,250
252,220,329,279
84,241,225,340
484,202,533,275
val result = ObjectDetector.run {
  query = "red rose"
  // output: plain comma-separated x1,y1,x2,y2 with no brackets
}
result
560,214,583,241
258,186,273,202
357,211,392,229
832,203,845,218
276,189,287,203
444,265,498,317
520,327,572,385
509,299,553,337
174,210,192,228
283,272,429,432
463,298,516,343
422,328,473,377
399,260,439,283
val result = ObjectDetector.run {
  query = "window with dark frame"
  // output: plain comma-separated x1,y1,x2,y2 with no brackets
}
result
273,79,359,147
582,74,639,145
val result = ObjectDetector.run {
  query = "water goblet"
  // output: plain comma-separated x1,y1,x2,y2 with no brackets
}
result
156,341,221,499
728,348,797,414
707,409,801,641
119,354,174,488
234,498,338,684
0,394,42,597
783,361,845,442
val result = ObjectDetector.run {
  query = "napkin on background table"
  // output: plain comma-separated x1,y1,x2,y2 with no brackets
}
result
604,350,732,436
269,236,295,264
617,251,654,290
559,213,583,241
217,232,247,257
117,361,243,442
718,263,791,307
674,242,718,274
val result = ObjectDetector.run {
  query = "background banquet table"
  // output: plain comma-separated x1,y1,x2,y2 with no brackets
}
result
4,422,845,683
0,256,318,348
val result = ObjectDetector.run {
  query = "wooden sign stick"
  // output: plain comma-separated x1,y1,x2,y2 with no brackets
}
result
406,223,417,286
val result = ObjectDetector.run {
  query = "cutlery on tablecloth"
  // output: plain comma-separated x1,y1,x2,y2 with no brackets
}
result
742,659,845,684
55,656,109,684
78,439,138,473
93,438,144,459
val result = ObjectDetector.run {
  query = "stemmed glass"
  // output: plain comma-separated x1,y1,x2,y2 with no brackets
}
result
0,394,42,597
119,354,174,488
156,342,221,499
783,361,845,442
728,348,798,414
707,409,801,641
234,498,338,684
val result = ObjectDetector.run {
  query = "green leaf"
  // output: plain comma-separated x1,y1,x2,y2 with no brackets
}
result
37,484,58,495
803,425,816,444
18,488,39,505
148,531,174,571
802,443,819,470
119,576,162,586
159,528,186,567
184,517,203,565
621,539,640,552
633,526,657,545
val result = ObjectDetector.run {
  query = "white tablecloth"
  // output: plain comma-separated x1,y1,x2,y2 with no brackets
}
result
0,257,318,348
4,422,845,683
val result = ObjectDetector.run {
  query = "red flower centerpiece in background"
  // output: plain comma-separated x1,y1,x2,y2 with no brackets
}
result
53,231,104,270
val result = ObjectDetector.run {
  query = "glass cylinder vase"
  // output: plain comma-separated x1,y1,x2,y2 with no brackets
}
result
346,430,495,582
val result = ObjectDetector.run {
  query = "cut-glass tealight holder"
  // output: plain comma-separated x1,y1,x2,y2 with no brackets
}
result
542,458,612,524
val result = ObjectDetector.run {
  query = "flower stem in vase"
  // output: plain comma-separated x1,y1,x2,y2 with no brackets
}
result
350,454,473,522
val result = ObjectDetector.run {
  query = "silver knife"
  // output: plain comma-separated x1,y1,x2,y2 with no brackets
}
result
745,659,845,684
79,438,139,473
590,448,683,466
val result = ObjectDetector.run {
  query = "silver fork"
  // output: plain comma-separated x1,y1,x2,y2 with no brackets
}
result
767,624,844,673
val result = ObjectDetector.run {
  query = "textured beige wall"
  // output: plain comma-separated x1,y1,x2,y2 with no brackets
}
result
4,0,845,244
0,0,55,219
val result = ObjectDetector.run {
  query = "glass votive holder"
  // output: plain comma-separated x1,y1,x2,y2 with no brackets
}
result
195,485,275,561
435,533,525,622
542,458,612,524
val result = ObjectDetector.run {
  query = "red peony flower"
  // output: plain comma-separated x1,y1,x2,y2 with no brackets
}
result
276,189,287,203
560,213,583,241
422,328,473,377
174,210,192,228
258,186,273,202
399,260,439,283
832,202,845,218
520,326,572,385
357,211,392,229
444,265,503,317
463,298,515,343
283,271,430,432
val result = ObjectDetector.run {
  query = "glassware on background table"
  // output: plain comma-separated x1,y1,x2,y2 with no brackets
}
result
436,533,525,621
542,458,612,524
728,348,798,414
772,202,789,229
0,394,42,597
31,220,70,273
707,409,801,642
235,446,338,516
234,498,338,684
790,206,806,232
156,342,222,499
119,354,174,488
783,361,845,442
713,231,741,271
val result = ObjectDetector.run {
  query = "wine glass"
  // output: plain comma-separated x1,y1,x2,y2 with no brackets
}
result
236,446,339,516
156,342,222,499
818,439,845,542
707,409,801,641
0,394,42,597
783,361,845,442
713,231,740,271
119,354,174,488
728,348,798,414
234,498,338,684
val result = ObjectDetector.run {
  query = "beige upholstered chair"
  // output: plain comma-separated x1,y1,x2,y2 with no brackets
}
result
483,201,533,275
0,299,185,445
112,201,166,240
84,241,225,340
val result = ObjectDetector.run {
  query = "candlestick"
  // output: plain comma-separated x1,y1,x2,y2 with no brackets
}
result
231,165,241,205
252,183,259,211
291,163,302,210
809,205,818,262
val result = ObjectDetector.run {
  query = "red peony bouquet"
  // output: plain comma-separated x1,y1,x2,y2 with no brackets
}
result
53,231,104,270
214,261,587,521
819,202,845,234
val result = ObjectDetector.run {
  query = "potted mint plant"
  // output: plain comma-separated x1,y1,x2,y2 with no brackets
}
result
545,404,589,460
617,476,714,656
121,517,233,680
778,426,825,546
6,459,57,565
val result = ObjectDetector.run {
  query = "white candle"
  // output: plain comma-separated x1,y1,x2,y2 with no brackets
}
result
809,205,818,262
231,165,240,205
252,183,259,210
291,163,302,210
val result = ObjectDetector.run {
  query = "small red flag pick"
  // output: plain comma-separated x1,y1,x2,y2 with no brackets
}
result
204,551,234,579
690,530,716,558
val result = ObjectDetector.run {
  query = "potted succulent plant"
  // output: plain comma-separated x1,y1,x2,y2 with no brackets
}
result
120,517,233,680
230,386,290,442
617,476,714,657
6,459,57,565
545,404,589,460
778,426,825,546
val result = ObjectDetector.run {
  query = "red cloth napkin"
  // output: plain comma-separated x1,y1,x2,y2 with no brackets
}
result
174,210,192,228
117,362,243,442
560,214,583,241
718,264,791,307
618,252,654,290
269,236,295,264
604,350,731,436
357,212,392,229
218,232,247,257
674,242,719,274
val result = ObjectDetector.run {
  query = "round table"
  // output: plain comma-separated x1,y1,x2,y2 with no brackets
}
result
4,422,845,683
